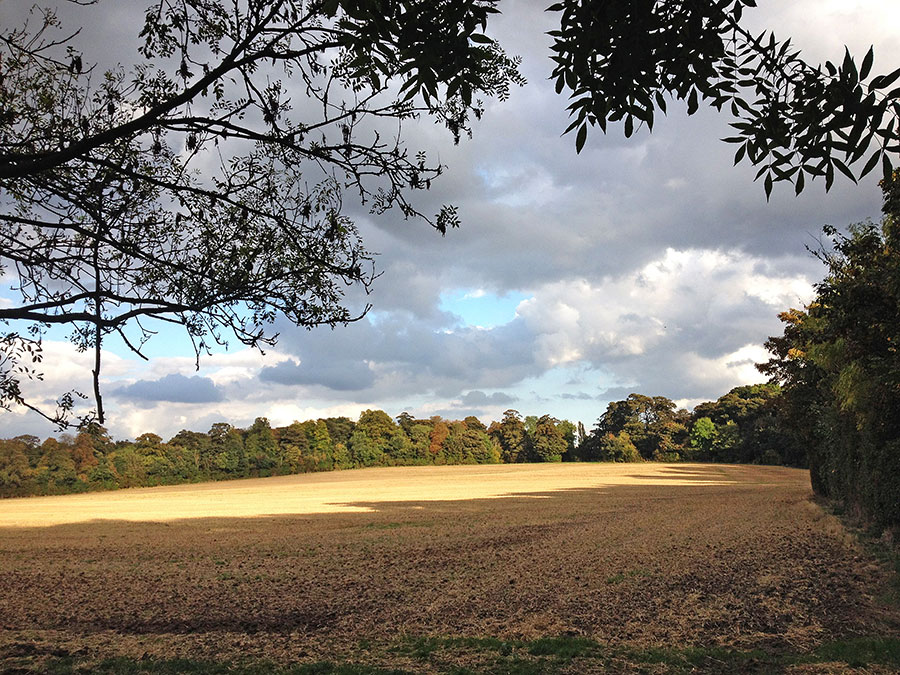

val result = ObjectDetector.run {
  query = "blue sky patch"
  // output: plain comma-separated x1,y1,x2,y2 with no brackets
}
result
439,288,531,329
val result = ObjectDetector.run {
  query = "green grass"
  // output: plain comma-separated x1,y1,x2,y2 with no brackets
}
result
388,634,900,673
525,636,599,658
17,635,900,675
807,637,900,668
34,658,412,675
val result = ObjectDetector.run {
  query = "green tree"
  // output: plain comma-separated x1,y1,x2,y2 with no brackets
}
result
396,412,416,437
532,415,567,462
761,173,900,527
276,421,311,473
408,423,434,463
556,419,577,461
169,430,212,477
355,409,402,461
110,443,146,488
348,428,382,467
689,417,718,460
495,409,529,463
590,394,685,460
463,415,487,433
439,422,467,464
209,422,247,477
332,442,353,470
308,420,335,471
244,417,280,476
691,383,798,465
322,417,356,447
86,456,118,489
596,432,642,463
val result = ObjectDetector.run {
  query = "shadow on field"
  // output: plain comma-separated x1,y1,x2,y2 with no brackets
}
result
624,465,734,482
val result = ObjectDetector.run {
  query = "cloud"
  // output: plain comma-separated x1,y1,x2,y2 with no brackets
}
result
458,391,518,407
260,358,375,392
516,248,815,370
560,392,596,401
264,312,539,402
114,374,225,404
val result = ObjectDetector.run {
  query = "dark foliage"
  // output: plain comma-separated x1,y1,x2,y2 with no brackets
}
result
760,171,900,529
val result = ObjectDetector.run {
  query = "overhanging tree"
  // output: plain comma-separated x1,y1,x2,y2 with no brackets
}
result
0,0,524,425
4,0,899,430
546,0,900,197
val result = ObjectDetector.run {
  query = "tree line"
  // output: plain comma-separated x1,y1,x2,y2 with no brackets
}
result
0,384,803,499
759,171,900,531
0,410,579,497
578,384,803,467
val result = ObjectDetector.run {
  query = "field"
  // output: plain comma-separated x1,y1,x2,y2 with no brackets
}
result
1,463,898,674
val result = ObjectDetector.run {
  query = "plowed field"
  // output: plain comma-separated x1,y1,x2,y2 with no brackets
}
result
0,463,897,673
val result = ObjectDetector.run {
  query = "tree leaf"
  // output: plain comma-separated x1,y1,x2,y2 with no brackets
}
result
575,123,587,153
860,46,874,81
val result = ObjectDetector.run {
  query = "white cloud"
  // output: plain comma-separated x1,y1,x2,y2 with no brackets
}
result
515,248,814,394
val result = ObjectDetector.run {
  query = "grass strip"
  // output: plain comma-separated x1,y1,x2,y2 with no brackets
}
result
19,635,900,675
29,657,412,675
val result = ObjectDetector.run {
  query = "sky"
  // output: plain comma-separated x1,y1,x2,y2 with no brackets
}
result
2,0,899,440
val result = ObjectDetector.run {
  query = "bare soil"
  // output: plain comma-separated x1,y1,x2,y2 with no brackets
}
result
0,463,896,670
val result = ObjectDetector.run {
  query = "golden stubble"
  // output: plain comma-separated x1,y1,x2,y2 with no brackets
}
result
0,463,896,667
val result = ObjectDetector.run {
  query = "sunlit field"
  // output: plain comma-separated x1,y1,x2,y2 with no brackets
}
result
1,463,897,673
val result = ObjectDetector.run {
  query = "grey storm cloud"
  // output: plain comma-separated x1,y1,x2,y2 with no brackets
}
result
560,392,596,401
260,358,375,392
263,313,540,402
114,374,224,404
458,391,518,407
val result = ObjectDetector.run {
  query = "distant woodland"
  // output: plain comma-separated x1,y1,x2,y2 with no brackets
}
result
0,381,798,500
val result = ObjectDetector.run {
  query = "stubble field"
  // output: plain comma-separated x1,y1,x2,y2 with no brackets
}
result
0,463,898,674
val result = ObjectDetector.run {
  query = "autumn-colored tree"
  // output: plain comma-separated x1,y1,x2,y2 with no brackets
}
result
70,432,99,479
429,418,450,459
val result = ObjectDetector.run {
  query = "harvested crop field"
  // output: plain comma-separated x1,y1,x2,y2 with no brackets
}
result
1,463,898,674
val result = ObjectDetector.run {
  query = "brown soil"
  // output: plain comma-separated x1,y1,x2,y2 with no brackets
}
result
0,463,896,667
